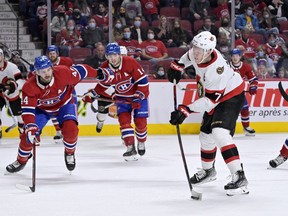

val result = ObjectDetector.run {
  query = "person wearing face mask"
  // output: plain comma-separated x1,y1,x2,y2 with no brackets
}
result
140,27,169,65
113,18,124,42
170,18,192,49
130,16,147,44
81,17,105,49
153,65,166,79
121,0,142,25
68,8,88,31
235,3,266,39
51,5,69,39
259,8,280,34
117,26,142,60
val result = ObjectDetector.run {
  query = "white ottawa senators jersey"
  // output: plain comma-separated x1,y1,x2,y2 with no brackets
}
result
0,61,21,84
179,49,244,113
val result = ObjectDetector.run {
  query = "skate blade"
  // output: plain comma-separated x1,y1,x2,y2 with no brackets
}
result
124,155,138,161
226,186,249,196
245,133,255,137
191,177,217,185
54,139,62,144
4,171,13,175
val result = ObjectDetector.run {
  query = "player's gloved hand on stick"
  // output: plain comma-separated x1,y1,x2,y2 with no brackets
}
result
82,89,98,103
169,104,193,125
5,79,17,95
167,60,185,84
96,68,114,84
249,84,257,95
25,123,39,144
132,92,144,109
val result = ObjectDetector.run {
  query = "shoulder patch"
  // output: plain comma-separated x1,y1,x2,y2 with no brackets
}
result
216,66,224,75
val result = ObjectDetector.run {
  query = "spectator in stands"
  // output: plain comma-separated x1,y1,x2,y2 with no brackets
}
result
130,16,147,44
259,8,280,34
121,0,142,25
113,18,124,42
117,26,142,60
51,5,69,40
9,52,28,79
83,43,106,68
278,67,288,79
215,0,230,21
189,0,210,22
267,0,288,21
170,18,192,49
155,15,176,48
69,8,88,32
116,6,128,26
235,3,266,39
256,59,271,79
216,31,231,59
160,0,181,8
228,0,243,16
59,19,83,56
153,65,167,79
93,2,109,33
252,0,267,19
198,16,219,38
140,27,169,65
141,0,159,26
219,17,235,42
81,17,106,49
54,0,74,16
74,0,91,19
28,0,47,41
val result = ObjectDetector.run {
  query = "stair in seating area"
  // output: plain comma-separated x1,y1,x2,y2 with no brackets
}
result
0,0,43,66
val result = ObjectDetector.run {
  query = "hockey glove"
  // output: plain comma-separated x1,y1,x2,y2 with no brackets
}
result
25,123,39,144
167,60,184,84
0,83,7,92
132,92,145,109
169,105,193,125
5,79,17,95
82,89,98,103
96,68,114,84
249,84,257,95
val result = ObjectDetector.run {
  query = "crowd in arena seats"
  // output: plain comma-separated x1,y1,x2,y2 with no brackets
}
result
19,0,288,79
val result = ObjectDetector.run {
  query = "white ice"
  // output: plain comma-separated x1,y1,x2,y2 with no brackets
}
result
0,133,287,216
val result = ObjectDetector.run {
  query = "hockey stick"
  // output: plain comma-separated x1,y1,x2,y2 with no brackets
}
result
173,80,202,200
15,139,38,192
278,81,288,102
77,94,131,105
3,96,17,133
90,102,115,113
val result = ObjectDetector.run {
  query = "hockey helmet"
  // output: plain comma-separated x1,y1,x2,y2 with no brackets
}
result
230,48,242,56
105,43,120,56
192,31,216,54
47,45,59,54
34,55,53,71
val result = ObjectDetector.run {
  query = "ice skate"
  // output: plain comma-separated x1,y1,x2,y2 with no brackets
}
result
137,141,145,156
96,121,104,133
6,160,27,173
65,152,76,171
269,154,287,168
243,127,255,136
123,145,137,161
53,131,63,143
190,167,217,185
225,166,249,196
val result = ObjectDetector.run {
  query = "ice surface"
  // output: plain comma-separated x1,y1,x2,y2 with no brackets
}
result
0,133,287,216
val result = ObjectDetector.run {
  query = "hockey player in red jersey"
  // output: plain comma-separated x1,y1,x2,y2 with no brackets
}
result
167,31,249,196
230,48,258,136
85,43,149,160
0,48,25,137
47,45,74,142
6,55,112,173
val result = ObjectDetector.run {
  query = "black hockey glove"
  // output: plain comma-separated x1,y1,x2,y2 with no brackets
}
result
0,84,7,92
167,60,184,84
6,79,17,95
169,105,193,125
96,68,114,84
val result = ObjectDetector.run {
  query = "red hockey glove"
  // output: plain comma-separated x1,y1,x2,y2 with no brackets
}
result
167,60,184,84
96,68,114,84
25,123,39,144
82,89,98,103
169,105,193,125
249,84,257,95
5,79,17,95
132,92,144,109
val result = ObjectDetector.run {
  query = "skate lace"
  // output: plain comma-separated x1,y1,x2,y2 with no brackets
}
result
195,169,207,180
11,160,21,168
138,142,145,150
274,155,287,165
66,154,75,164
97,121,104,128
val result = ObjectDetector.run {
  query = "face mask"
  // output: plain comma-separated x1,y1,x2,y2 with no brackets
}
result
222,21,229,27
157,70,165,76
264,15,269,19
115,23,122,29
68,26,74,31
124,32,131,39
89,23,96,29
147,33,154,40
247,9,253,16
59,17,64,21
134,21,141,27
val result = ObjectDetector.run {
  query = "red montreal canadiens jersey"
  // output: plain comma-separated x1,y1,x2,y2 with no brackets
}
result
100,56,149,99
230,61,257,84
21,64,98,124
262,43,283,62
53,56,74,66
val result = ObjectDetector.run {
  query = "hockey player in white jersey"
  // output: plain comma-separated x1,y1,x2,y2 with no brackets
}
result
167,31,249,196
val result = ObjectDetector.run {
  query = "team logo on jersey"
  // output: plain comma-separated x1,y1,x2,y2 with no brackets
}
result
197,81,204,98
38,97,60,106
115,79,133,93
216,66,224,75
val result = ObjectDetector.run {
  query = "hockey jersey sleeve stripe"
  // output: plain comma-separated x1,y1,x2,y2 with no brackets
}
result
72,65,88,80
134,75,148,85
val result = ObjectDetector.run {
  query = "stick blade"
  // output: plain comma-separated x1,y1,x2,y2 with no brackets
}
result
191,190,202,200
5,123,17,133
278,81,288,102
15,183,35,192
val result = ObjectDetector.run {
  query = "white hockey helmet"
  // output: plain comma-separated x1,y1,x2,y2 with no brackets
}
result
192,31,216,55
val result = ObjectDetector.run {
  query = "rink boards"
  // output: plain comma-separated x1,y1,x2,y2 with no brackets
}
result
2,80,288,137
